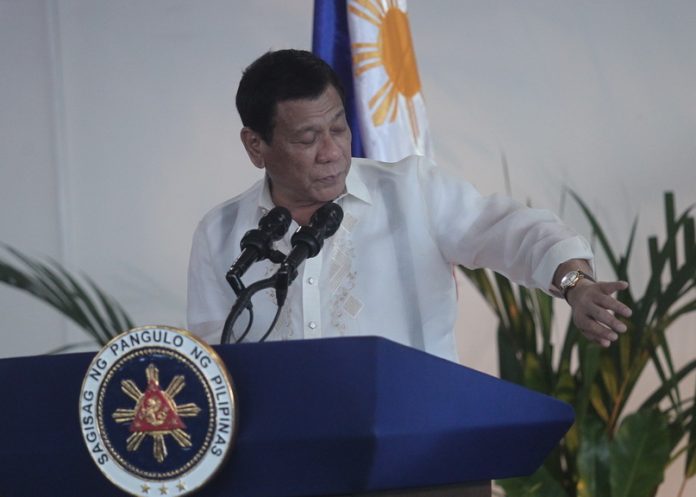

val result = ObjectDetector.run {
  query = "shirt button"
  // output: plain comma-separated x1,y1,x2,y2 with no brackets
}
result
308,321,317,330
307,277,316,285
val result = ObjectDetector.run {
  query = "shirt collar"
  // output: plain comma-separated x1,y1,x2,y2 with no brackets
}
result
255,159,373,214
342,160,372,205
257,176,276,214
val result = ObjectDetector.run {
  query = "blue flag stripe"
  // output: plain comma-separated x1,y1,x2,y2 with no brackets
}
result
312,0,365,158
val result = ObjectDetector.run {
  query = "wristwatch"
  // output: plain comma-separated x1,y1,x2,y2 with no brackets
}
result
560,270,595,300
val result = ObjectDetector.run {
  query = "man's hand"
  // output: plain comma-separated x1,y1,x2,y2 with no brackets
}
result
566,279,632,347
553,259,632,347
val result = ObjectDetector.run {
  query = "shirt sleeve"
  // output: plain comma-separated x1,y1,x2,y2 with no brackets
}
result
186,221,229,342
417,158,594,294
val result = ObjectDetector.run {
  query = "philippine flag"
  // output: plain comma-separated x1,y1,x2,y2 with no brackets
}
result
313,0,432,163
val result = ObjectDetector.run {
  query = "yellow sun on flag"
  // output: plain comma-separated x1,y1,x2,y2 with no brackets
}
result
349,0,422,142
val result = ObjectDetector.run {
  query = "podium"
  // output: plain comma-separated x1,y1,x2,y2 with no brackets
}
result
0,336,573,496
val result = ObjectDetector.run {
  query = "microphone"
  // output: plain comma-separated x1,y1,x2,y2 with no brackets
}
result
225,206,291,292
275,202,343,305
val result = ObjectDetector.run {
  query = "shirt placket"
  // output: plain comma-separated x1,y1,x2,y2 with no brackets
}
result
301,253,323,339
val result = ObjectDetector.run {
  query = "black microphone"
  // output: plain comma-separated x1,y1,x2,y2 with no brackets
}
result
225,206,291,292
275,202,343,305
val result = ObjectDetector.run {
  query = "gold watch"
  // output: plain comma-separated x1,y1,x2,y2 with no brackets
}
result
560,270,595,300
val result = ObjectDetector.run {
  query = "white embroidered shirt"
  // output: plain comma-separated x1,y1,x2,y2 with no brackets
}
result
187,155,593,361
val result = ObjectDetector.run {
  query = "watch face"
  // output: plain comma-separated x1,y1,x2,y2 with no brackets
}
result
561,270,580,290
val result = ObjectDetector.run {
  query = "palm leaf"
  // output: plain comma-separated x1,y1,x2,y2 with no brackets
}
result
577,416,610,497
609,409,671,497
617,216,639,288
687,375,696,479
0,244,134,347
641,359,696,409
568,190,620,273
498,464,570,497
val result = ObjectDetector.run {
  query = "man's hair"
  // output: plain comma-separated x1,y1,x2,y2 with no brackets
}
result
236,49,346,143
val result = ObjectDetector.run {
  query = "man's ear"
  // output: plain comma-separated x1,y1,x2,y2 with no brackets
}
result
240,127,266,169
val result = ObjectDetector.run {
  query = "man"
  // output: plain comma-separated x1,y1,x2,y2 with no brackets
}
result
187,49,631,361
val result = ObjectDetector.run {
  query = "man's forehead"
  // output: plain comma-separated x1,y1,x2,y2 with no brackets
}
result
286,108,346,130
276,97,346,132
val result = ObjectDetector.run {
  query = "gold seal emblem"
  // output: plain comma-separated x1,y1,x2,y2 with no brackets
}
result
79,326,236,496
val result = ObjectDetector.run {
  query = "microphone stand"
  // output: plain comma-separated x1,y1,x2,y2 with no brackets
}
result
220,275,278,345
222,248,288,345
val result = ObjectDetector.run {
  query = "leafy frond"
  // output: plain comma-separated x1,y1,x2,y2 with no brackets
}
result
0,244,134,348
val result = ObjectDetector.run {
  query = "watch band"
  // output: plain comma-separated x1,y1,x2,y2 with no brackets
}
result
561,270,595,301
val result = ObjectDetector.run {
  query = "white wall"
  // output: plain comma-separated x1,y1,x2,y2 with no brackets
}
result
0,0,68,352
1,1,694,494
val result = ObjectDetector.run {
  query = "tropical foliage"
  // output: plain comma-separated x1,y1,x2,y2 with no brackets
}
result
462,192,696,497
0,244,133,351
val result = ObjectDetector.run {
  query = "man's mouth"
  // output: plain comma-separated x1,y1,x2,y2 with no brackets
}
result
317,172,342,184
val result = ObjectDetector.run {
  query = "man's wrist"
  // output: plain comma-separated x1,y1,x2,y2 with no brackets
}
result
560,269,596,301
565,277,595,305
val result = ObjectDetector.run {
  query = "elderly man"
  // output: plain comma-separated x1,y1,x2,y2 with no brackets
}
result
187,49,631,361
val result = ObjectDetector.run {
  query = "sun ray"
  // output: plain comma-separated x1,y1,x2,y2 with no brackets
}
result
355,60,383,77
371,82,398,126
165,375,185,397
121,379,143,402
388,86,399,122
126,431,146,452
352,0,386,20
368,79,392,109
352,42,379,49
352,50,381,65
348,4,382,28
177,403,202,417
171,429,192,448
112,408,136,423
145,363,159,384
153,433,167,463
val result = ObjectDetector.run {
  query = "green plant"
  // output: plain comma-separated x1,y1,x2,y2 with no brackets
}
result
0,244,134,351
463,192,696,497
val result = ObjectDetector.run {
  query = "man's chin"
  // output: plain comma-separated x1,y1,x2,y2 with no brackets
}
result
314,179,347,202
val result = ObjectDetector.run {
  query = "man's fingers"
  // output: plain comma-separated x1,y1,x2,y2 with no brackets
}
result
593,293,632,320
599,280,629,292
589,304,628,333
571,280,632,347
575,314,619,347
598,280,629,295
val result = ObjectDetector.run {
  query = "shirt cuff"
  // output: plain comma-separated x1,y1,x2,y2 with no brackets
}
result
533,236,594,297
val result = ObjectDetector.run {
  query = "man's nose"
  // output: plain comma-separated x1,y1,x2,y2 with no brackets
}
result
317,133,341,162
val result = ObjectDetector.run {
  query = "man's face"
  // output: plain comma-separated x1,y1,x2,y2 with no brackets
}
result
252,85,352,209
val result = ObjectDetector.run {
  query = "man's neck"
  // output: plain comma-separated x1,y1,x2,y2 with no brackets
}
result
282,203,322,226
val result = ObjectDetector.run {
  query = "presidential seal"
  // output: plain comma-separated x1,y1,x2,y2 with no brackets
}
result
79,326,236,496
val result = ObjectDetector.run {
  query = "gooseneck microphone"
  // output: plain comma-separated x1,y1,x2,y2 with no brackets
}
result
275,202,344,306
225,206,292,293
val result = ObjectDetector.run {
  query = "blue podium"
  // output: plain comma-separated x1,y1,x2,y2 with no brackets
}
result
0,336,573,496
